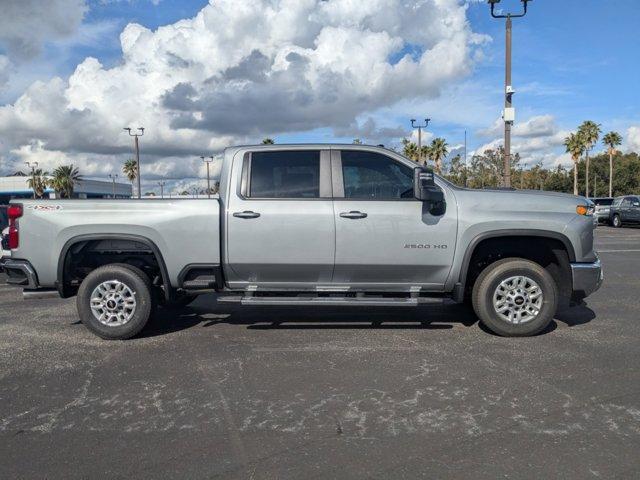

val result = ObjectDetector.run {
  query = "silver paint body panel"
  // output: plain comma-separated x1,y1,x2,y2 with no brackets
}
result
9,144,599,297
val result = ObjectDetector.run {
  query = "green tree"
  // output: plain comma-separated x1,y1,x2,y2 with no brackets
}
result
602,131,622,197
577,120,601,198
261,138,275,144
27,168,49,198
429,137,448,174
401,138,430,165
48,165,81,198
444,154,467,187
122,158,138,196
564,133,584,196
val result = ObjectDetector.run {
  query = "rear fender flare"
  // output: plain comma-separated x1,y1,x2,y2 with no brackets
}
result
56,233,172,300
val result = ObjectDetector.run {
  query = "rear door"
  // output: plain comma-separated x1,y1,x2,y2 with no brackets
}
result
225,149,335,288
331,148,458,290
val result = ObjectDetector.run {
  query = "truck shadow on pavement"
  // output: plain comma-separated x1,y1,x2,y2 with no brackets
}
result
139,295,597,339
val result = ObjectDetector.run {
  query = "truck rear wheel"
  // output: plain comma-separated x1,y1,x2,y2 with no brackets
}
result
76,264,155,340
472,258,558,337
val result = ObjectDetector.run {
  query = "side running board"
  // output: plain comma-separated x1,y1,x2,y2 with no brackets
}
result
216,296,446,307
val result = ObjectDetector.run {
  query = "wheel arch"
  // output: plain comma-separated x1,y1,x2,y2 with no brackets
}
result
57,233,172,300
456,229,575,301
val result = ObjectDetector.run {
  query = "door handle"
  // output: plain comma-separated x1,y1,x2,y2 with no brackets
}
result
233,211,260,219
340,211,368,219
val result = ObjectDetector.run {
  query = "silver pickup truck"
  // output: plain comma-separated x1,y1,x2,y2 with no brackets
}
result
1,144,602,339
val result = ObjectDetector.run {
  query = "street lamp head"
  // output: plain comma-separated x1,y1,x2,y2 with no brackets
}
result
489,0,530,18
138,127,145,135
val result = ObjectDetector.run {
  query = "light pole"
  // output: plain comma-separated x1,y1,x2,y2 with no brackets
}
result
157,181,166,199
25,161,38,199
201,156,214,198
464,129,468,187
123,127,144,199
410,118,431,164
488,0,532,188
108,174,118,198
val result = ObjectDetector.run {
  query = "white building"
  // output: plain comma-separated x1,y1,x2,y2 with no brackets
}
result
0,173,132,203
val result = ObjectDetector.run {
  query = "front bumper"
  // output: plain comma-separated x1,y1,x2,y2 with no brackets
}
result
570,256,603,301
0,258,39,289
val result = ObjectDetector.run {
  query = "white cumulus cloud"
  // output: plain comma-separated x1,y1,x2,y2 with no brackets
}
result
0,0,487,185
627,126,640,153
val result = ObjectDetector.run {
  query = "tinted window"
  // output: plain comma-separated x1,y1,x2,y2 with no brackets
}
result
249,151,320,198
593,198,613,206
0,206,7,231
341,151,414,199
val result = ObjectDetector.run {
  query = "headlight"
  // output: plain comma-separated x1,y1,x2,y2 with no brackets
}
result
576,205,594,216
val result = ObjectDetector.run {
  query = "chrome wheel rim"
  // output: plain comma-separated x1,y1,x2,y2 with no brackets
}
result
90,280,137,326
492,275,543,324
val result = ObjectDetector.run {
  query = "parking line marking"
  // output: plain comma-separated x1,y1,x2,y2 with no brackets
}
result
598,249,640,253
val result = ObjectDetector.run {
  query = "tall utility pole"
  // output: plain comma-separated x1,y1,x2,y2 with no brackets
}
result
157,181,166,199
108,174,118,198
488,0,532,188
25,161,38,199
410,118,431,164
124,127,144,199
201,155,214,198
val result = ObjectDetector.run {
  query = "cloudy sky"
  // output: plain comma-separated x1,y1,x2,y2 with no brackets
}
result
0,0,638,194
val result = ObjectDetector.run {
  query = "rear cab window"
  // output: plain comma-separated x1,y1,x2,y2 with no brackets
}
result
246,150,320,199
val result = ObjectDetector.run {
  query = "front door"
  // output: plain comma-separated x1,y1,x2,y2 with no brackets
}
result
226,149,335,288
331,149,458,289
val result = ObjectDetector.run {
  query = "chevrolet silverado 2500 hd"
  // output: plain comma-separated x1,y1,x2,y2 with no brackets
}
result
0,144,602,339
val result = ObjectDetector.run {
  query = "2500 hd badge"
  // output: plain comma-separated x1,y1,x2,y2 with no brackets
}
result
404,244,448,249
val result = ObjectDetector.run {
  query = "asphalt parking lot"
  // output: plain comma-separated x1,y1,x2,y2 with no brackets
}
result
1,226,639,479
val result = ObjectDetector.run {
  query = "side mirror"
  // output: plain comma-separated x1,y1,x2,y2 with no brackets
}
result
414,167,446,215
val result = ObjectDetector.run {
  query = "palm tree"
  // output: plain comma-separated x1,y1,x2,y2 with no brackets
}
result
577,120,601,198
27,168,49,198
602,131,622,197
402,138,430,164
261,138,275,145
122,158,138,196
429,137,449,174
564,133,584,196
48,165,81,198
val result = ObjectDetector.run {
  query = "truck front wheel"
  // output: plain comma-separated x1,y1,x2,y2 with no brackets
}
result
472,258,558,337
76,264,155,340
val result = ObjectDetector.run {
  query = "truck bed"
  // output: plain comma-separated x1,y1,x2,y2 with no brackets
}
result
10,199,221,288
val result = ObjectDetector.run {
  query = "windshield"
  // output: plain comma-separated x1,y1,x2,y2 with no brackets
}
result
593,198,613,206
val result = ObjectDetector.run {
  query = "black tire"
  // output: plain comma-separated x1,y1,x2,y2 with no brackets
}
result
161,294,198,309
612,214,622,228
472,258,558,337
76,264,155,340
